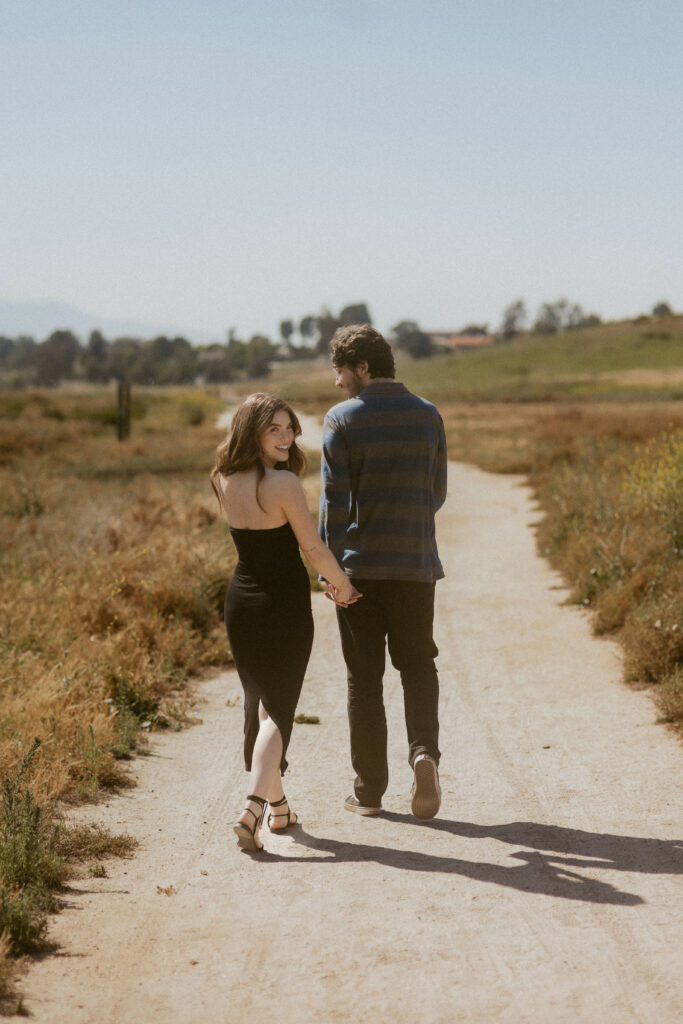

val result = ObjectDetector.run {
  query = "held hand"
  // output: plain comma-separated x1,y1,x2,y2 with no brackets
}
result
325,581,362,607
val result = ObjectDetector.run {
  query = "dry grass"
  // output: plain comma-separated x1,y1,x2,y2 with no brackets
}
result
255,352,683,732
0,387,235,799
3,377,683,996
0,385,239,994
523,404,683,730
255,357,683,732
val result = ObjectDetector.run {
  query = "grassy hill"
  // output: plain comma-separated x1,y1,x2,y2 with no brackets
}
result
405,315,683,402
252,314,683,409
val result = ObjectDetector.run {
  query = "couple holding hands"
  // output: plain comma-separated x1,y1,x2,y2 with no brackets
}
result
210,324,447,852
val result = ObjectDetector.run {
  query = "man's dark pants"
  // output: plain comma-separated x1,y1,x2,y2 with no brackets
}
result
335,579,440,807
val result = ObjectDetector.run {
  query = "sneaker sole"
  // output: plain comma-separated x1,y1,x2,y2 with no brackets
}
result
344,801,381,817
411,758,441,819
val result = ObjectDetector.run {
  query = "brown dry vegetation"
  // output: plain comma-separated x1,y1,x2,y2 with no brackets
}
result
242,346,683,731
443,401,683,733
0,388,235,800
2,366,683,1004
257,356,683,735
0,386,237,1001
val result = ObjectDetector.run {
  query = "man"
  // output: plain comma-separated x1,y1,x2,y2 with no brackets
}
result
319,324,447,819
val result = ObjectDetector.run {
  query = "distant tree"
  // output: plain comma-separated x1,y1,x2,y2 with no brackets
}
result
532,301,566,335
107,338,142,382
279,320,294,346
130,338,158,383
315,309,341,355
147,335,175,364
0,336,14,365
459,323,489,336
7,336,37,371
226,336,247,373
652,301,673,317
299,315,317,346
245,335,274,378
288,343,317,361
564,304,603,330
197,343,235,383
84,330,109,382
392,320,433,358
133,335,195,384
339,303,372,327
563,304,585,330
532,299,602,335
36,329,81,385
166,336,196,383
499,300,527,341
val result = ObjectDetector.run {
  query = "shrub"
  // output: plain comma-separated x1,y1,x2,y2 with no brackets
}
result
0,740,63,957
0,740,62,892
624,429,683,551
655,666,683,725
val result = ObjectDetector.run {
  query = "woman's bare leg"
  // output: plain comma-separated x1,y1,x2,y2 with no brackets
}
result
237,702,285,830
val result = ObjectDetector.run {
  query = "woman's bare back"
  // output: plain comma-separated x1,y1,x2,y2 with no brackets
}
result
216,468,291,530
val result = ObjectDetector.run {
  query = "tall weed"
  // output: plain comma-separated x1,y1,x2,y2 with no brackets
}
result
529,405,683,729
0,740,63,962
623,429,683,551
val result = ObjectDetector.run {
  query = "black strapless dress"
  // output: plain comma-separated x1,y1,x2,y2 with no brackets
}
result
224,522,314,775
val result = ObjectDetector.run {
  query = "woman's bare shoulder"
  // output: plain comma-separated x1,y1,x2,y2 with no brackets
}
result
264,468,301,491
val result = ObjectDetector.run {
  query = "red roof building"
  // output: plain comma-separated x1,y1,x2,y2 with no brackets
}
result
427,332,495,351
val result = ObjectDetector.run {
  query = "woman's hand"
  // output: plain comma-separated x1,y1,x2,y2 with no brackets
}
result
325,579,362,607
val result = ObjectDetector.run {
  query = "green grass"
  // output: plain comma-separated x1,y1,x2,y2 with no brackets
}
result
0,740,62,959
402,316,683,403
256,315,683,408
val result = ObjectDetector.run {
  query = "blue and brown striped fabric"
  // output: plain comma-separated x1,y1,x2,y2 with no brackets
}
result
319,381,447,582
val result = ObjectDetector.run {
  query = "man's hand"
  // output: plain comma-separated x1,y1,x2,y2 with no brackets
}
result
325,581,362,607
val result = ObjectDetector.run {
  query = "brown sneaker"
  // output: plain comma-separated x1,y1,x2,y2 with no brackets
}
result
410,755,441,819
344,795,381,817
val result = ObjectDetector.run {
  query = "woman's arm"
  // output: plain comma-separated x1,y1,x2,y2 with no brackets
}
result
273,473,360,603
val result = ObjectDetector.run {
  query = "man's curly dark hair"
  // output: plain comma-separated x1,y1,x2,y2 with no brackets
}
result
329,324,395,379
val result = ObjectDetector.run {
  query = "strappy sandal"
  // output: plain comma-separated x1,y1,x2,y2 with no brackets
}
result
268,794,299,833
233,794,267,851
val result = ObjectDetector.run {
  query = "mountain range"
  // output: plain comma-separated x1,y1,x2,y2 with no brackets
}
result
0,300,216,344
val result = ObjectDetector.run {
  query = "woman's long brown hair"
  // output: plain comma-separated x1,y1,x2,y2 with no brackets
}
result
210,393,306,513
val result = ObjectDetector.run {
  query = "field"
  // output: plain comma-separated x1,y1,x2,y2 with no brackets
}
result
1,316,683,1005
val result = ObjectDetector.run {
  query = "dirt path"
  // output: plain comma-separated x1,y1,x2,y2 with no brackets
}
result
26,462,683,1023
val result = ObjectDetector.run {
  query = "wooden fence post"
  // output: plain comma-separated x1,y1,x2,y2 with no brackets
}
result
117,379,131,441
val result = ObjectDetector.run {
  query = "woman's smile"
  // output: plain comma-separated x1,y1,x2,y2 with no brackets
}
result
260,410,295,466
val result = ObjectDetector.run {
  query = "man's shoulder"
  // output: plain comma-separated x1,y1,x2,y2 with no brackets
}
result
324,397,362,424
324,385,442,426
402,389,440,411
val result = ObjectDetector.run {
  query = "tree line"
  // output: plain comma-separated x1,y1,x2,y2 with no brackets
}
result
0,328,273,387
0,302,376,387
0,298,674,387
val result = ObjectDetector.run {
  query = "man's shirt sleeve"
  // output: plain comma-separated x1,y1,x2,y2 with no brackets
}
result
434,413,448,511
319,412,350,561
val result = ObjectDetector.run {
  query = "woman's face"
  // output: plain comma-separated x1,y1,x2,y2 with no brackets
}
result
259,409,295,467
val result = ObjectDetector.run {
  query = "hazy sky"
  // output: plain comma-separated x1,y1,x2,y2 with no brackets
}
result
2,0,682,341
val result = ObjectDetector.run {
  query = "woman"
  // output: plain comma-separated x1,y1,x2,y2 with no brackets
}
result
211,393,360,852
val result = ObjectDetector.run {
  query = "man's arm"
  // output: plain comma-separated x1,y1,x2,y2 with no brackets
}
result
319,413,351,562
434,412,448,511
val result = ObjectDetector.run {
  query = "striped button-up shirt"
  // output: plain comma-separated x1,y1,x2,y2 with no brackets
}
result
319,381,447,582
